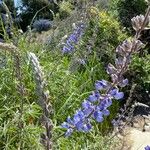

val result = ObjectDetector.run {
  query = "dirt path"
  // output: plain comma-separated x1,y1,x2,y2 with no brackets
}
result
116,105,150,150
125,128,150,150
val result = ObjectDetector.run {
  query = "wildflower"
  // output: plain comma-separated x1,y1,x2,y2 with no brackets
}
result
109,88,124,100
61,78,122,136
82,100,95,116
95,80,110,91
145,145,150,150
98,97,112,110
62,22,85,54
87,91,100,102
115,57,124,69
93,109,104,122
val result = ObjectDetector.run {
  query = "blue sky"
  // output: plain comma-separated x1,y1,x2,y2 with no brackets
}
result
14,0,22,7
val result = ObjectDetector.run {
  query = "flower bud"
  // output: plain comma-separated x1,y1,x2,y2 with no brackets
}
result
131,15,145,31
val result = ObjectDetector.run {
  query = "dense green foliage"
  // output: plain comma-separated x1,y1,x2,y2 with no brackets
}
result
113,0,147,30
20,0,59,31
129,53,150,105
0,0,15,13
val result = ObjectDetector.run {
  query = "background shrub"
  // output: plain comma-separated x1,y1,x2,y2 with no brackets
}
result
32,19,53,32
59,1,74,19
116,0,147,30
76,9,127,66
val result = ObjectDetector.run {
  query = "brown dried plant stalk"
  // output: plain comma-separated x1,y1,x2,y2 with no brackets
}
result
29,52,53,150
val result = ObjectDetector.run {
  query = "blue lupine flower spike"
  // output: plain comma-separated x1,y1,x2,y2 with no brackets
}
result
62,22,85,54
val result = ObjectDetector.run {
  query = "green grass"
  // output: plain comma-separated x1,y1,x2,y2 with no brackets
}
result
0,35,121,149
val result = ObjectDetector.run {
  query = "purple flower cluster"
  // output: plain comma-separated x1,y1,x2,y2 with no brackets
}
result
61,80,124,136
62,23,85,54
145,145,150,150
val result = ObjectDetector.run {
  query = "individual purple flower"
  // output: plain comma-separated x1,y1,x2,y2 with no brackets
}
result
145,145,150,150
73,109,85,124
81,122,92,132
87,91,100,102
98,98,112,110
65,128,74,137
93,109,104,122
72,109,89,132
61,110,89,135
102,109,110,116
118,78,128,87
109,88,124,100
95,80,110,91
82,100,95,116
61,116,74,129
68,34,78,44
61,119,74,137
76,119,92,132
67,116,74,125
61,122,70,129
